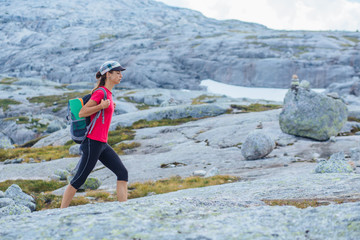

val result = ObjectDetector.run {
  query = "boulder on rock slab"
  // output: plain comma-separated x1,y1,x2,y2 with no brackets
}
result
280,85,348,141
241,130,275,160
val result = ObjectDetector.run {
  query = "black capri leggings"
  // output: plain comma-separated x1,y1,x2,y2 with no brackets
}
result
70,138,128,190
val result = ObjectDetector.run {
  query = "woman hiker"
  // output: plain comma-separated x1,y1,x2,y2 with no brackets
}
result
61,61,128,208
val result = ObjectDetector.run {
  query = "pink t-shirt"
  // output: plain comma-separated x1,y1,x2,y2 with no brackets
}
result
87,87,114,143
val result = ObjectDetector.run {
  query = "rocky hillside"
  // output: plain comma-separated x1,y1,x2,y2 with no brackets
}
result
1,0,359,89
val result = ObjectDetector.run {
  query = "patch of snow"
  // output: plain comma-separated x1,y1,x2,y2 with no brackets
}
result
200,79,325,102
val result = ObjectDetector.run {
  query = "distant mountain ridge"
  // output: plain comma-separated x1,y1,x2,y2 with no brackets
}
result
0,0,359,89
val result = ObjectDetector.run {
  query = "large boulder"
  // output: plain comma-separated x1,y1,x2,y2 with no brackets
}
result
279,85,348,141
241,131,275,160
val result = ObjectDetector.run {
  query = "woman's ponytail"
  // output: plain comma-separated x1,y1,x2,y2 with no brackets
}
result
92,71,106,93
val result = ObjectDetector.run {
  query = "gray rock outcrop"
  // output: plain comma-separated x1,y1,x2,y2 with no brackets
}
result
315,152,353,173
69,144,82,156
0,132,14,149
0,184,36,218
280,84,348,141
241,131,275,160
4,184,36,212
1,0,359,90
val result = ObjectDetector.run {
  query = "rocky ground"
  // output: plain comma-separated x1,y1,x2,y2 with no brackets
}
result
1,79,360,238
1,163,360,239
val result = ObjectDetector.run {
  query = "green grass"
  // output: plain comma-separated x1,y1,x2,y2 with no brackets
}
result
245,35,257,39
0,99,22,111
0,179,66,194
127,175,240,199
0,175,239,211
107,127,136,146
99,33,117,40
0,145,78,162
54,84,69,90
195,33,225,39
191,95,221,105
344,36,360,43
0,77,19,84
0,110,213,163
230,103,282,113
18,136,48,148
132,117,199,129
348,116,360,122
327,35,339,41
263,198,360,209
27,90,89,109
0,126,140,161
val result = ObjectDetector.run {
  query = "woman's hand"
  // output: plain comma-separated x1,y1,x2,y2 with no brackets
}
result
100,99,111,109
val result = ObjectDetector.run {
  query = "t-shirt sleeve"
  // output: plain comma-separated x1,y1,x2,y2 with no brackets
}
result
90,89,105,104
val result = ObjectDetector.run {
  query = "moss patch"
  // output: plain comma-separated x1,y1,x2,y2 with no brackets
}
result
27,90,89,110
0,77,19,85
1,175,239,211
0,144,77,162
0,99,22,111
192,95,221,105
263,198,360,209
18,136,48,148
348,116,360,122
344,36,360,43
132,117,198,129
128,175,240,199
230,103,282,113
0,179,66,194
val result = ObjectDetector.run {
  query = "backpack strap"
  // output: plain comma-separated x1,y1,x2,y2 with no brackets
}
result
87,87,107,135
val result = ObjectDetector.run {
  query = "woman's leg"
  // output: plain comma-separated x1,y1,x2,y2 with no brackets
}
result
60,184,77,208
61,138,104,208
116,180,128,202
99,144,128,202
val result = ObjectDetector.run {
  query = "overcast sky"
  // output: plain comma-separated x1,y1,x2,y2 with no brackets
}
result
158,0,360,31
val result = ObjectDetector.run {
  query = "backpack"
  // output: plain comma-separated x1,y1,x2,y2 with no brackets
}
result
66,88,107,144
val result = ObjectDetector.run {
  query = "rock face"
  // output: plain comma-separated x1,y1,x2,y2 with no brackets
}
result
315,152,353,173
0,0,359,90
0,184,35,218
279,85,348,141
241,131,275,160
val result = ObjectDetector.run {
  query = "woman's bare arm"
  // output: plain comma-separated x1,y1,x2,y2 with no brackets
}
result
79,99,110,118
